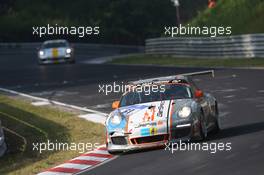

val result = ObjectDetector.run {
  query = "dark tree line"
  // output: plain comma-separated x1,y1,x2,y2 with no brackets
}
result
0,0,14,15
0,0,207,44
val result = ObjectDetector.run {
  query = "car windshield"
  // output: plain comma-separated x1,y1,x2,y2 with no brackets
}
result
42,42,68,49
120,84,192,107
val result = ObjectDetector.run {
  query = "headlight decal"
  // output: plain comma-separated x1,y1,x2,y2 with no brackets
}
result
106,111,127,132
110,114,122,125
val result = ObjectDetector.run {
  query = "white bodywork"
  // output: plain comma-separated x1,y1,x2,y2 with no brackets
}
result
38,40,74,64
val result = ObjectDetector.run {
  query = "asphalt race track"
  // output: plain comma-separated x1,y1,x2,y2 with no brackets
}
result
1,50,264,175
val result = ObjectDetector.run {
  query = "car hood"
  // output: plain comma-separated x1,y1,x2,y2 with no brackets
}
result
124,101,171,136
107,100,171,134
43,47,67,57
107,99,195,135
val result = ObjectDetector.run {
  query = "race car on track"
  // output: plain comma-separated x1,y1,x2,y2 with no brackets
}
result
105,71,220,153
38,39,75,64
0,120,7,157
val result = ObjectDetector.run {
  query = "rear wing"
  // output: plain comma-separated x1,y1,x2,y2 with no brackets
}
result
129,70,214,85
179,70,215,78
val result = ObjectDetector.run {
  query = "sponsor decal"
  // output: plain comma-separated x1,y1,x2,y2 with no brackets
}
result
143,106,156,122
121,108,135,115
157,120,164,126
120,104,148,115
140,128,150,136
135,121,157,128
150,127,158,135
140,127,157,136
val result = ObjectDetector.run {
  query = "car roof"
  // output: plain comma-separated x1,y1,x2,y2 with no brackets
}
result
128,70,215,90
129,75,191,86
43,40,68,44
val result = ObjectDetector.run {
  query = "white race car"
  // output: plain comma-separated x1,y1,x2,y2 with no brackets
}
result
38,40,75,64
106,71,220,153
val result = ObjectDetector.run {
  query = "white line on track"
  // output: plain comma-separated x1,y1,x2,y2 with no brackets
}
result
78,113,106,125
31,101,51,106
0,87,107,124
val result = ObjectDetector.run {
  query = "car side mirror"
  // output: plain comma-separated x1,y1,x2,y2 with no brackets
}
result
195,90,204,98
112,101,120,109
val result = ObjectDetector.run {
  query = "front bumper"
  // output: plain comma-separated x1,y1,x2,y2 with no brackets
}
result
107,139,166,152
38,56,74,64
170,122,193,141
107,122,194,152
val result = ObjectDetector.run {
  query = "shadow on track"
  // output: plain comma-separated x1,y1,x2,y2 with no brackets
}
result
208,121,264,141
113,121,264,155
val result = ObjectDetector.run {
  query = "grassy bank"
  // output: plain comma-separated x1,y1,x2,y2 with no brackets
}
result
0,95,105,175
191,0,264,35
110,55,264,68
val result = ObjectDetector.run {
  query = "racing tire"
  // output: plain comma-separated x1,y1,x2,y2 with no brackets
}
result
211,104,220,134
198,112,207,141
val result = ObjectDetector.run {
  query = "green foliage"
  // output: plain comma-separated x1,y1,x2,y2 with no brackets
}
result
0,0,205,44
191,0,264,35
1,0,261,43
111,55,264,67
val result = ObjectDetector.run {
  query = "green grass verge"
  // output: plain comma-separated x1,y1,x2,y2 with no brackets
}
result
0,95,105,175
191,0,264,35
110,55,264,68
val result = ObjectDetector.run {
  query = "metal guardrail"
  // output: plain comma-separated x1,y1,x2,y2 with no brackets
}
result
145,34,264,58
